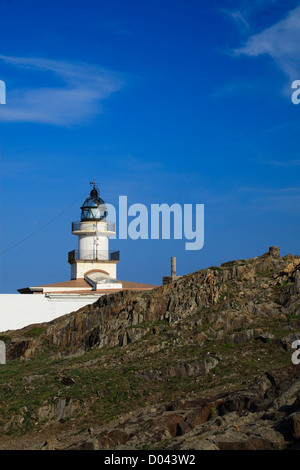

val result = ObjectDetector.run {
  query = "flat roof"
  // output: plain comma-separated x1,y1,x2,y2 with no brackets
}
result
35,278,91,289
18,278,158,294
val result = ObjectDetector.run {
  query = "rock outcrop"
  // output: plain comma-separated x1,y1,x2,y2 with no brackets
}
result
65,364,300,451
1,246,300,451
5,246,300,361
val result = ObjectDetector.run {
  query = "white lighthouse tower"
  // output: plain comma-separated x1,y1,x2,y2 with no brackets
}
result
68,182,122,289
4,182,157,332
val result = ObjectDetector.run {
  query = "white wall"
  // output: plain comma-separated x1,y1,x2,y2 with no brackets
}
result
71,261,117,280
0,294,101,333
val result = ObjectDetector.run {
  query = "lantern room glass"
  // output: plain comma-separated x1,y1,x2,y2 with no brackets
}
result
80,188,107,221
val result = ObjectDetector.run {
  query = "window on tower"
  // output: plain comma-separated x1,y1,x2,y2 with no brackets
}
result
80,188,107,221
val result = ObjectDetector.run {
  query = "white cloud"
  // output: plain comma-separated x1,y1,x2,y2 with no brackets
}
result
221,8,250,31
232,6,300,80
0,56,125,126
238,186,300,213
263,159,300,167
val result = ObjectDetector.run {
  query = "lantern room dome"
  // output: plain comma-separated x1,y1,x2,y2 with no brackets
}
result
81,186,107,222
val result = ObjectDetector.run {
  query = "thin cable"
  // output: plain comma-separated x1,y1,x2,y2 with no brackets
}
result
0,191,88,256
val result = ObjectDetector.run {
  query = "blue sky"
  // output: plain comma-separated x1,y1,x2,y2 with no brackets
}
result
0,0,299,292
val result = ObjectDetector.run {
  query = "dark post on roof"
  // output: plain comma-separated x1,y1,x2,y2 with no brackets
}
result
162,257,180,285
171,257,176,278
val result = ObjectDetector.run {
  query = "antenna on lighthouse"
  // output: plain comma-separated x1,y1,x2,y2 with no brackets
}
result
89,179,98,189
89,179,99,197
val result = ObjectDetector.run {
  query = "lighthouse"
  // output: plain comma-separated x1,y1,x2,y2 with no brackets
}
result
9,182,157,332
68,182,120,284
67,182,123,290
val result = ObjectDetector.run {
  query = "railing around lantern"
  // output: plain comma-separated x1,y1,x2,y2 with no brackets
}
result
68,250,120,263
72,221,116,233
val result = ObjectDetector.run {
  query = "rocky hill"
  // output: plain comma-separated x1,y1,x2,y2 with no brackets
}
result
1,246,300,450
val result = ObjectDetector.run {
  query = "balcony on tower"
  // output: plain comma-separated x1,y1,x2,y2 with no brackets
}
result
71,221,116,236
68,249,120,263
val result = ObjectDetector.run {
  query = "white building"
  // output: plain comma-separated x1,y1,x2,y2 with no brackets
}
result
0,184,157,332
